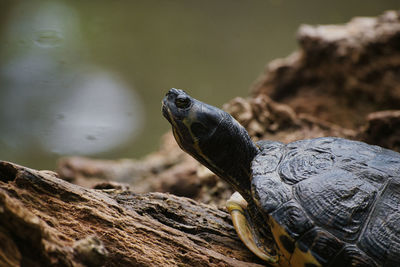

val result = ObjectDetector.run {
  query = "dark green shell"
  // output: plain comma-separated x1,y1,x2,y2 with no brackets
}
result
251,137,400,266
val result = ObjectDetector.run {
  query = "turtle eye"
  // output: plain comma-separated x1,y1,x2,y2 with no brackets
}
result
175,95,191,109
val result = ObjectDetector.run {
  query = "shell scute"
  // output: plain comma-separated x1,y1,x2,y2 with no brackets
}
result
270,199,314,240
278,139,336,185
253,140,284,174
252,172,292,214
330,245,378,266
296,227,344,265
359,179,400,265
252,140,290,213
294,169,378,242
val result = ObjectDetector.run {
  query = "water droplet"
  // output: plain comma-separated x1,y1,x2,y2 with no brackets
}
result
34,30,64,48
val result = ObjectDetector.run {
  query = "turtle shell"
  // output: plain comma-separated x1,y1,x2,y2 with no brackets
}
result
251,137,400,266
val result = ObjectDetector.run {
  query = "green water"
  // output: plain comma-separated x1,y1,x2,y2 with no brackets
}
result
0,0,398,170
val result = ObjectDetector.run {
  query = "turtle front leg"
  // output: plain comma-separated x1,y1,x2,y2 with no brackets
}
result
226,192,284,266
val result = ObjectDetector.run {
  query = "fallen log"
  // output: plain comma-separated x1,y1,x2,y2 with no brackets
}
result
0,161,264,266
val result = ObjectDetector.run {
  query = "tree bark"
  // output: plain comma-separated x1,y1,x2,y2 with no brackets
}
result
252,10,400,129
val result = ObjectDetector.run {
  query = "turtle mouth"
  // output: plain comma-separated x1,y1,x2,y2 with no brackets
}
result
162,89,175,122
161,97,172,123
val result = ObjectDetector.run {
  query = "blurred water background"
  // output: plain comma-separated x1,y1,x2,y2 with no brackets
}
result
0,0,398,170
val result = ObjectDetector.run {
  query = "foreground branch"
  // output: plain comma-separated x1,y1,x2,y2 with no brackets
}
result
0,161,264,266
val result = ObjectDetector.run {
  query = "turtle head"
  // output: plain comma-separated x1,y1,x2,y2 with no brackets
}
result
162,88,258,201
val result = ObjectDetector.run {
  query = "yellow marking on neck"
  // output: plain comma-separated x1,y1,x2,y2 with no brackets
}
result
182,116,221,173
181,113,250,196
172,128,183,148
170,109,246,196
166,108,185,149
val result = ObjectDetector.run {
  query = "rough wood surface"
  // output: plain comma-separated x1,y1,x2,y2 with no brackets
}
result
252,10,400,129
358,110,400,152
0,161,264,267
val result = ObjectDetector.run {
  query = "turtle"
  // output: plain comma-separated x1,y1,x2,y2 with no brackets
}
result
162,88,400,267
